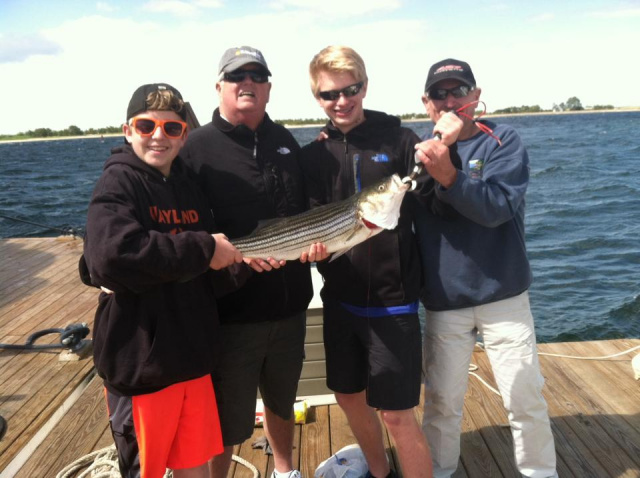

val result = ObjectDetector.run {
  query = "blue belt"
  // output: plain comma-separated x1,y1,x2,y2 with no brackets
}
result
339,300,419,318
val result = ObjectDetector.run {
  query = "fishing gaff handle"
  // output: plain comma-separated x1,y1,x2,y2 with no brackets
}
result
402,133,442,189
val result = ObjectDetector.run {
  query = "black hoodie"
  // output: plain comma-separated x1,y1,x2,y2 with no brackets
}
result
83,145,222,396
181,109,313,323
300,110,434,307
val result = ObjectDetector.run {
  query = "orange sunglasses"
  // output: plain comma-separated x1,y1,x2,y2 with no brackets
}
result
130,117,187,138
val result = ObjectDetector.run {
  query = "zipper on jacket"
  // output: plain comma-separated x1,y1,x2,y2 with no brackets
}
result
253,132,258,160
344,135,362,193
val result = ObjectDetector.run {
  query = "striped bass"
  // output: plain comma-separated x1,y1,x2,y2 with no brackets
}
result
233,174,410,261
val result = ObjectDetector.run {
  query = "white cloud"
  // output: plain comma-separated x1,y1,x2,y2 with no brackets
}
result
193,0,224,7
268,0,400,16
587,7,640,18
529,13,555,22
0,33,62,63
141,0,199,17
96,2,117,13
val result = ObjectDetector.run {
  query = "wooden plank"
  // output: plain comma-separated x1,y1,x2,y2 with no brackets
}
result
304,343,325,361
459,350,519,478
300,361,327,380
14,375,110,478
0,268,88,334
0,367,94,470
539,341,640,476
305,324,323,344
543,353,626,476
300,405,330,477
0,239,81,307
297,378,332,397
306,310,323,327
233,427,270,478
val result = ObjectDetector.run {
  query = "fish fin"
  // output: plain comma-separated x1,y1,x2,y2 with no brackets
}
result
328,224,363,262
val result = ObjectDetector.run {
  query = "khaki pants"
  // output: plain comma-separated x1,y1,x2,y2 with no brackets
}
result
422,292,557,478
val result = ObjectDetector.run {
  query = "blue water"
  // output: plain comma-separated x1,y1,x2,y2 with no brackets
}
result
1,112,639,342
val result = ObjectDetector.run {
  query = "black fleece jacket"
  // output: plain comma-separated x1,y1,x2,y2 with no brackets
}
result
300,110,435,307
83,145,223,396
181,109,313,323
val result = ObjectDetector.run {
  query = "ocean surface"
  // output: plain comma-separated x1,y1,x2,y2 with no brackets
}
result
1,112,639,343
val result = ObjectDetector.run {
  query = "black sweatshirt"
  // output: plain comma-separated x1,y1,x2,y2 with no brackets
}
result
181,109,313,323
83,145,223,396
300,110,434,307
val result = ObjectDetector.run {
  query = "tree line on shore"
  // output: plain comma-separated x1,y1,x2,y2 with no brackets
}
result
0,97,619,141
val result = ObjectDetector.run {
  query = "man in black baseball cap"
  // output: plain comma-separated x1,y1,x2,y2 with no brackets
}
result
421,58,480,142
423,58,476,92
415,58,559,478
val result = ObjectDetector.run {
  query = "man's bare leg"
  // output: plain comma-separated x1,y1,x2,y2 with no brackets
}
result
335,391,390,478
381,409,432,477
263,405,296,473
208,446,233,478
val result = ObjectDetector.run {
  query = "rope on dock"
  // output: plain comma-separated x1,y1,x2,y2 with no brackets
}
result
0,323,90,351
55,444,260,478
0,213,83,238
469,342,640,396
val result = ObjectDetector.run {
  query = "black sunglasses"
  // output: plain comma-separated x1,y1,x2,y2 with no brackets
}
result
318,81,364,101
428,85,474,100
223,70,269,84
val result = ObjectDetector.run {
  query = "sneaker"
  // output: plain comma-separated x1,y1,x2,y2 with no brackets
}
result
271,470,301,478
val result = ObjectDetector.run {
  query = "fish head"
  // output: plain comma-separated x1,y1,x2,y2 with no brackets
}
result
358,174,410,230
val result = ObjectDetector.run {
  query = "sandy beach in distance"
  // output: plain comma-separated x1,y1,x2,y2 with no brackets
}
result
2,106,639,144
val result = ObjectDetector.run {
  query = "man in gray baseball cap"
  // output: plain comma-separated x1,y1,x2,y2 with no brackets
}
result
181,45,325,478
218,45,272,77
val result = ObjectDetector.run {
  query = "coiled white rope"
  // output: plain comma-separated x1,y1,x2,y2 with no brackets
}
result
56,445,260,478
469,343,640,397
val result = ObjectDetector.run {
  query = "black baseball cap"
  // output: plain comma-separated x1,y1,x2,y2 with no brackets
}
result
424,59,476,92
218,46,271,76
126,83,186,121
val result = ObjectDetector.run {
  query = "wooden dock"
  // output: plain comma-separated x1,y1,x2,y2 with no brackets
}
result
1,237,639,477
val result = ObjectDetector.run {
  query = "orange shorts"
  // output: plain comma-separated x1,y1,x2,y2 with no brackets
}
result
105,375,223,477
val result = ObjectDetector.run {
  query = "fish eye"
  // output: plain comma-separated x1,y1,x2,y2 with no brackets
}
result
377,184,386,191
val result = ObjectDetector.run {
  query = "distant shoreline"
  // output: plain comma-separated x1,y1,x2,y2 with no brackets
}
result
2,107,639,144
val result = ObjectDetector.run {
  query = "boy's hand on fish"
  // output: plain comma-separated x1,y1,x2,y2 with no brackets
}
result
300,242,329,263
210,234,243,270
244,257,286,272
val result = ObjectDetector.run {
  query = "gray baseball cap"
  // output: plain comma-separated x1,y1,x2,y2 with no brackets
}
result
218,46,272,76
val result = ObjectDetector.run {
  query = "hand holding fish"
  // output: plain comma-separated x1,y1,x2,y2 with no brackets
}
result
243,256,285,272
210,233,243,270
300,242,329,263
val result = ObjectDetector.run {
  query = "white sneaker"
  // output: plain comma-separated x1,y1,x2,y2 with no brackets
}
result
271,470,301,478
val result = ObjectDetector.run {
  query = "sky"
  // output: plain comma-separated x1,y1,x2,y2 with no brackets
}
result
1,0,639,135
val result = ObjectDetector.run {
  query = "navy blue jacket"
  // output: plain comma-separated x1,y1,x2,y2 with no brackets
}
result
416,121,532,310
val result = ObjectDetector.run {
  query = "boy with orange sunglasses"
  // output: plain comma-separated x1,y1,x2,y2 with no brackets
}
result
82,83,243,477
